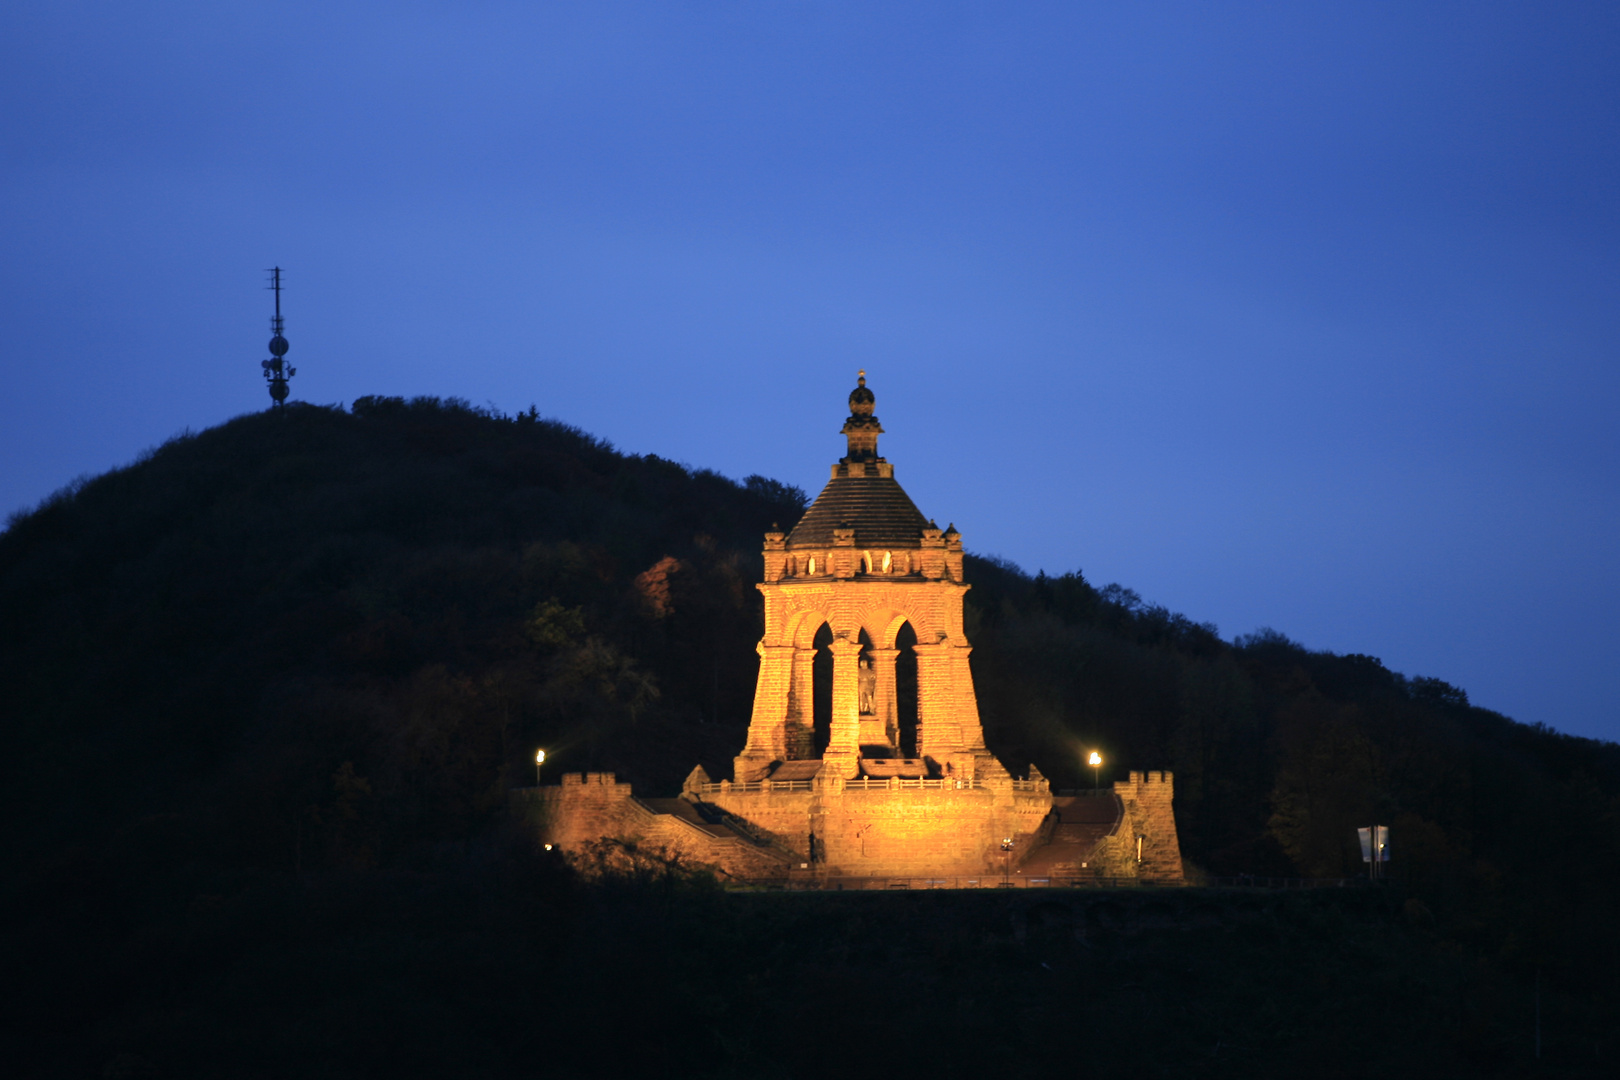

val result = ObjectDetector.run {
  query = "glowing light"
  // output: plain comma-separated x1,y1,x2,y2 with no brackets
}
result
535,749,546,764
544,844,553,851
1088,751,1102,766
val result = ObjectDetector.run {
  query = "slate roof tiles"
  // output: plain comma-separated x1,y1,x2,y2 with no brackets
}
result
785,474,932,547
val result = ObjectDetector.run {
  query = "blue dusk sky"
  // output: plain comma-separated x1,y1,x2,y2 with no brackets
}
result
2,3,1617,741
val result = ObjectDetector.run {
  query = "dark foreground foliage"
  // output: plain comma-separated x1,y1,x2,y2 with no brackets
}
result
2,397,1617,1075
6,836,1613,1079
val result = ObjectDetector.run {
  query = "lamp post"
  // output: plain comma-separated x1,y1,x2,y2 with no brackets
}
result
534,749,546,787
1001,837,1014,887
1089,751,1102,793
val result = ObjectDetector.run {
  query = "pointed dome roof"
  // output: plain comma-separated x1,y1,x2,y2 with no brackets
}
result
786,475,931,547
785,372,932,548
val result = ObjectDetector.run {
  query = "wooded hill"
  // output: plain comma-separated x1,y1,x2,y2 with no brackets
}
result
3,397,1616,1075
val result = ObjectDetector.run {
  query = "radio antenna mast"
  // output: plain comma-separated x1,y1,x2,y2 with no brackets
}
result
260,267,295,407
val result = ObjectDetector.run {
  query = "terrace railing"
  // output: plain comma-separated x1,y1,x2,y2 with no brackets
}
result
732,874,1366,892
695,779,814,796
842,777,985,792
697,777,991,796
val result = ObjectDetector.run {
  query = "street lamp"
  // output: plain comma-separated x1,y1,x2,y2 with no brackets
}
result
1001,837,1014,887
1088,751,1102,792
535,748,546,787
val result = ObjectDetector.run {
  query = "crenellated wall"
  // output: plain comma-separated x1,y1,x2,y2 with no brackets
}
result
1111,771,1185,883
522,771,635,846
521,766,1185,885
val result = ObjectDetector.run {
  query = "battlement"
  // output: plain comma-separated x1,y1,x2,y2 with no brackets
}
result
1108,770,1184,882
561,771,622,787
1117,770,1175,788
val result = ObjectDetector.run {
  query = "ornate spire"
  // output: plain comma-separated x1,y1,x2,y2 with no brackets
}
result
841,370,883,463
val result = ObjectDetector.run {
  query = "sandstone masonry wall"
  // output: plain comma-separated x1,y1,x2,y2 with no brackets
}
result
1112,770,1185,883
706,775,1051,878
514,773,789,880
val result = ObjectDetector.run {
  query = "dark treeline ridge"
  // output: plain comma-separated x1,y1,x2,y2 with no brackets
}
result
2,397,1616,1076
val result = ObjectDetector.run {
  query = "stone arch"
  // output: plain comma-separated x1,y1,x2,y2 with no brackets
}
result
874,609,913,650
864,604,946,651
784,607,835,650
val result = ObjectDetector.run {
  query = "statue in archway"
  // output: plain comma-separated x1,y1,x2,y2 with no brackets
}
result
858,655,878,716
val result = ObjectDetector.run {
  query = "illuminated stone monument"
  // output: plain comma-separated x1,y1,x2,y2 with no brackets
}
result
734,371,989,786
524,375,1184,884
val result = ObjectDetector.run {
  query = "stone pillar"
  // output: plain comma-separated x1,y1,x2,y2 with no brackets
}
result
911,640,956,759
785,645,817,759
736,643,793,781
824,636,863,777
867,647,901,753
947,644,987,752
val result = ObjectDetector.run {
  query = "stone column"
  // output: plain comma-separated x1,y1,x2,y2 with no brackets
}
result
735,642,795,781
866,647,901,753
786,646,817,758
911,640,956,759
823,636,863,777
948,645,987,752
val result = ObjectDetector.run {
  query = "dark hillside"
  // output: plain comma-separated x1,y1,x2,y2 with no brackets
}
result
0,398,807,875
2,397,1617,1074
964,562,1620,999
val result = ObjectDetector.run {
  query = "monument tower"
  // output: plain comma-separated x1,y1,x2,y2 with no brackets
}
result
735,371,990,786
